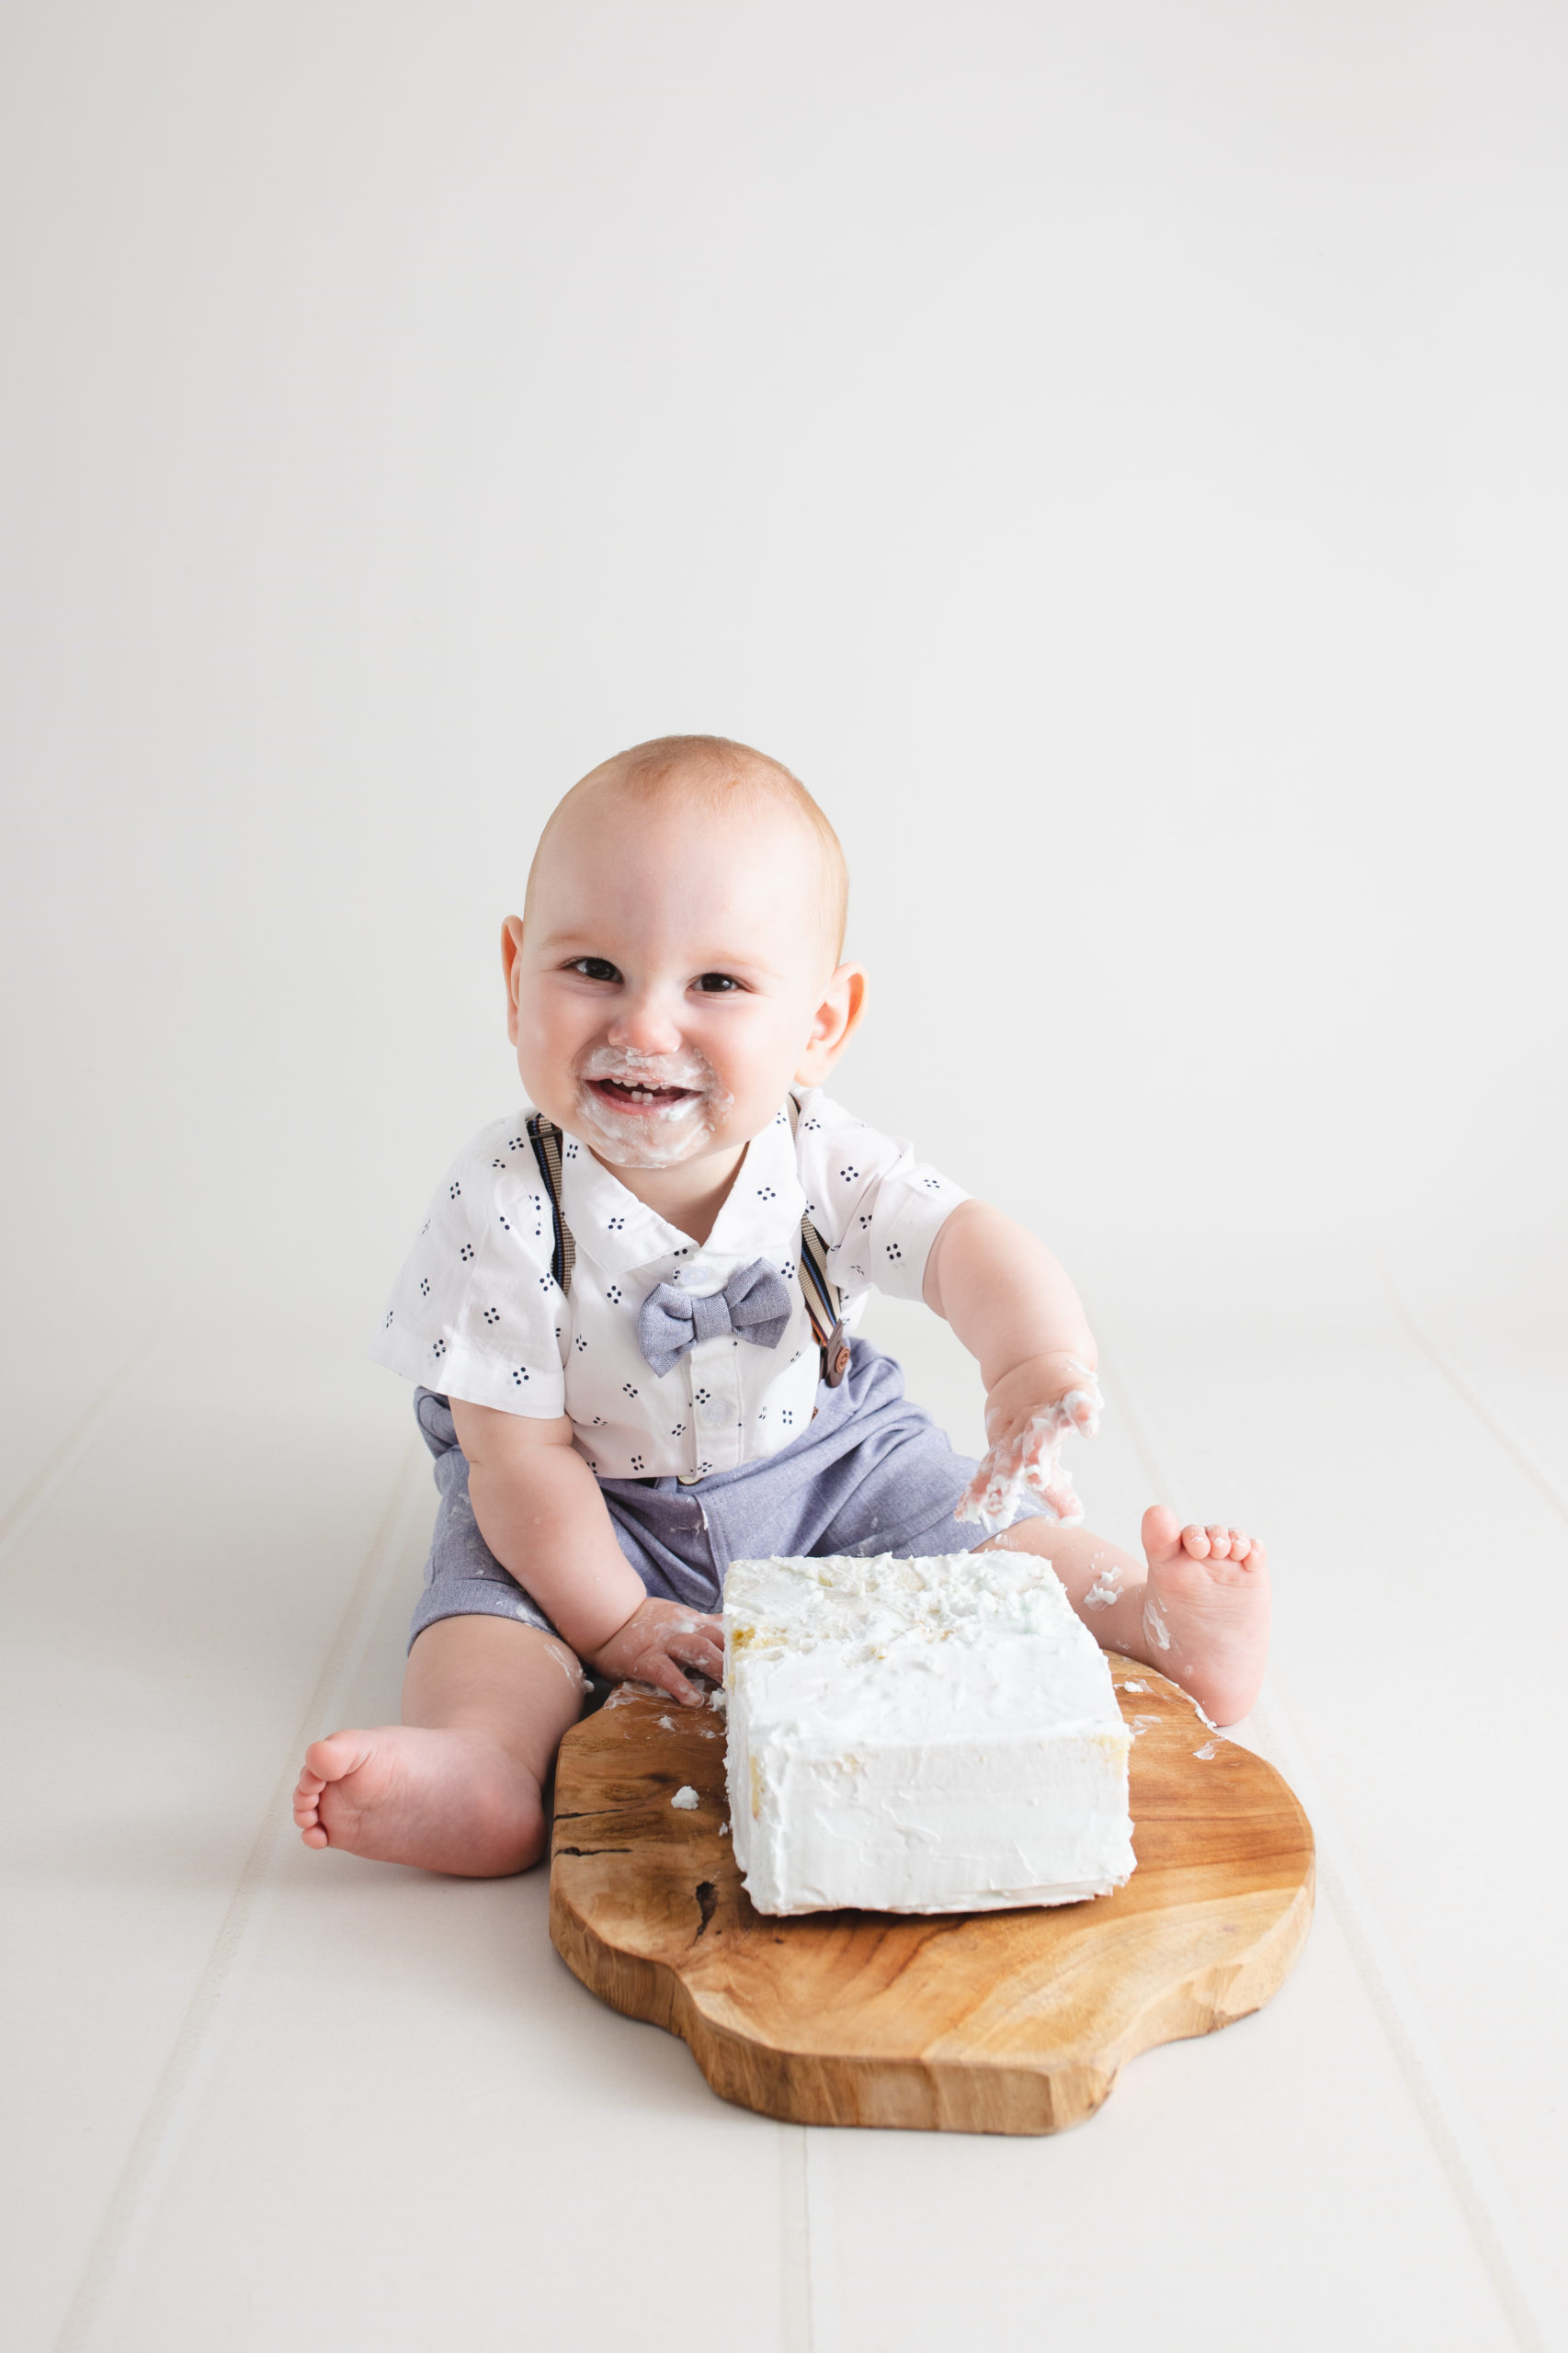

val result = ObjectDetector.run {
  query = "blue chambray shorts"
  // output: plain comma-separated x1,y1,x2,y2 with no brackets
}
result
407,1339,1037,1653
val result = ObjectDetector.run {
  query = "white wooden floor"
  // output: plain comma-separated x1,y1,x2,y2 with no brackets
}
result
5,1286,1564,2353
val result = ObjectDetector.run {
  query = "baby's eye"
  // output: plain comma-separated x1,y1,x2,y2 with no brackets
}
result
566,957,621,983
693,972,741,994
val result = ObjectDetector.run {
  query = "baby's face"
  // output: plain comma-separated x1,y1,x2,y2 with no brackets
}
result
506,789,858,1172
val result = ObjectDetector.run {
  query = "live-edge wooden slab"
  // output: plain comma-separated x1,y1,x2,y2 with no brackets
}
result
549,1659,1313,2134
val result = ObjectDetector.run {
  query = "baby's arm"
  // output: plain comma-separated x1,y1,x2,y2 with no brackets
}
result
448,1401,724,1703
922,1201,1102,1530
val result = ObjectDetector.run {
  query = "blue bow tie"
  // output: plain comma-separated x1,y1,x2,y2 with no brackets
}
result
637,1258,793,1377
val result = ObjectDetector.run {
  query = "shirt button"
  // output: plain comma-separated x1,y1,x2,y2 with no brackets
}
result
699,1394,732,1427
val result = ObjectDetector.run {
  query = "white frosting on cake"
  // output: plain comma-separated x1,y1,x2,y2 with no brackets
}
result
724,1552,1135,1916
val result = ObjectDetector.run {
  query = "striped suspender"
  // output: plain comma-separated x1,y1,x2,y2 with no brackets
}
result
525,1113,575,1297
787,1094,852,1387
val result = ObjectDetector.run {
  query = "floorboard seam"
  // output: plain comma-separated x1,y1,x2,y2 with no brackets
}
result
780,2125,814,2353
1386,1282,1568,1528
803,2129,838,2353
1103,1330,1562,2353
1255,1678,1561,2353
0,1313,165,1563
51,1431,429,2353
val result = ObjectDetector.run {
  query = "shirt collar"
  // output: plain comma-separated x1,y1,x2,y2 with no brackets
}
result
556,1098,805,1279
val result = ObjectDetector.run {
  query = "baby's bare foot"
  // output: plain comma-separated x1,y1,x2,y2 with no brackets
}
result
1136,1505,1270,1725
291,1724,547,1877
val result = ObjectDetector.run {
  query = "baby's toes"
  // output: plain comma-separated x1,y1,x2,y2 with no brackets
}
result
1180,1524,1214,1560
1193,1524,1234,1559
293,1779,329,1846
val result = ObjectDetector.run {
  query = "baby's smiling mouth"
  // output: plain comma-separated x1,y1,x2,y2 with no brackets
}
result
587,1076,700,1111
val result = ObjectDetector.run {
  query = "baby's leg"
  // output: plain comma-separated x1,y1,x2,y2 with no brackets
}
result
977,1506,1270,1726
292,1616,587,1876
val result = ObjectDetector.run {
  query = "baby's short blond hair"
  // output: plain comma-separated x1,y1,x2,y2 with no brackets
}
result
529,734,849,962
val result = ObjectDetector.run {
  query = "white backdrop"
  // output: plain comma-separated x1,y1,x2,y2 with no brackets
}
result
7,19,1568,2343
6,0,1566,1367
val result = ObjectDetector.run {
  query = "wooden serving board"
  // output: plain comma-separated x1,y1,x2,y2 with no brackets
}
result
549,1659,1313,2135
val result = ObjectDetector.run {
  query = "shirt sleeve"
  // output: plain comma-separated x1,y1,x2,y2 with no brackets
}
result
368,1117,568,1416
791,1088,970,1306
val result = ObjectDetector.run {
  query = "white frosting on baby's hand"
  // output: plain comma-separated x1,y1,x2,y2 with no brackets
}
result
955,1367,1105,1537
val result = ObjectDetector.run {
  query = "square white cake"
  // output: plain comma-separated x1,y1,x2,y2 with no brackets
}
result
724,1552,1136,1916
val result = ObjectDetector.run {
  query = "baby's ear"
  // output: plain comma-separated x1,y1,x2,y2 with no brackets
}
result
795,962,868,1084
501,916,527,1043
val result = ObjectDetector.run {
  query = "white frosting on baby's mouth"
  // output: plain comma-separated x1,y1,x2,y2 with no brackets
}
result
571,1043,734,1169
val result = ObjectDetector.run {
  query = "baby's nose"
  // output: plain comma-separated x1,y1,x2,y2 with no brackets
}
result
606,994,685,1056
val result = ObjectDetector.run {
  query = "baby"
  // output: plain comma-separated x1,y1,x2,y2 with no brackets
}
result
293,736,1269,1876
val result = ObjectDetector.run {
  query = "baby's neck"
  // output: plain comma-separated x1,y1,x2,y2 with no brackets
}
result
590,1142,749,1247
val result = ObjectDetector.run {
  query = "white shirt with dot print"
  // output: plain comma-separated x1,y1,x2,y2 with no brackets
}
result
370,1088,968,1481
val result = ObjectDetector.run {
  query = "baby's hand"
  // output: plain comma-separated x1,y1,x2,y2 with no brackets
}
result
956,1356,1104,1537
587,1597,725,1706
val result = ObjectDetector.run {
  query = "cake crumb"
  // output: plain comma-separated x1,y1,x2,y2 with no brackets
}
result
671,1785,699,1810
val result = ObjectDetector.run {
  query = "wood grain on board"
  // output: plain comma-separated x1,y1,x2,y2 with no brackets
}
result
550,1658,1313,2135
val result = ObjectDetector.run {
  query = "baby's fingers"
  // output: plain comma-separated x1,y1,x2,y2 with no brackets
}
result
1061,1385,1102,1437
957,1439,1028,1535
649,1615,723,1702
1018,1441,1083,1524
643,1651,705,1705
669,1627,725,1681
